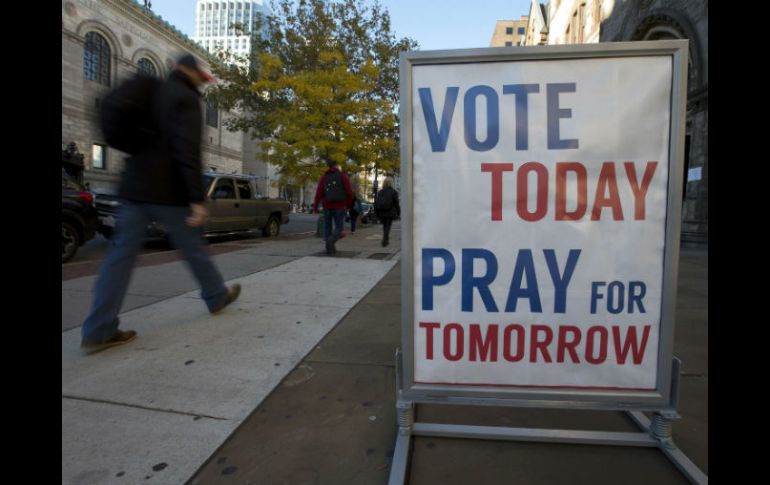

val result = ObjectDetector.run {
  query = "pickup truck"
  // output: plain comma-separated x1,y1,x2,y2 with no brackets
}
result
95,173,290,239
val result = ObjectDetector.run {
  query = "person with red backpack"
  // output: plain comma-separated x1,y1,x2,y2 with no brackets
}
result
312,158,353,255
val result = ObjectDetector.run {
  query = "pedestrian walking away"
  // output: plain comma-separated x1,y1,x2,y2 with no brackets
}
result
374,177,400,247
81,52,240,353
312,158,353,255
349,194,362,233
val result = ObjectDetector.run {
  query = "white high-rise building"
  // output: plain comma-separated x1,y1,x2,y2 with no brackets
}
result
193,1,270,57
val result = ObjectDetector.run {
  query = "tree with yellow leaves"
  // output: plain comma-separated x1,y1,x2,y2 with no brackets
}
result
209,0,417,191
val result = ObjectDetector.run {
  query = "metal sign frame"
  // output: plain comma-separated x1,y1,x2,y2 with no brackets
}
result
391,40,706,484
398,40,689,411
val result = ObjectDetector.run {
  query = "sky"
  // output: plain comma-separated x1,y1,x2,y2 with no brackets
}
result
144,0,534,51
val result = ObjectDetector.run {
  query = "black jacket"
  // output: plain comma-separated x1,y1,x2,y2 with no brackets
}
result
375,186,400,219
118,70,205,205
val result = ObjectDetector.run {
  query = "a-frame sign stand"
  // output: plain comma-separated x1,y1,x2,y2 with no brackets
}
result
392,40,706,485
388,351,707,485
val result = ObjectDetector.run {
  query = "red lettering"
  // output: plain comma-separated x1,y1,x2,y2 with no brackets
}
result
469,324,499,362
612,325,651,364
529,324,553,363
481,163,513,221
420,322,650,367
478,161,658,223
624,162,658,220
443,323,464,361
419,322,440,360
556,325,582,363
517,162,548,222
555,162,587,221
503,324,525,362
591,162,623,221
585,326,608,364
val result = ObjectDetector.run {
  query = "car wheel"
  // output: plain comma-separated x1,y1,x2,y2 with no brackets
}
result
62,222,80,263
262,216,280,237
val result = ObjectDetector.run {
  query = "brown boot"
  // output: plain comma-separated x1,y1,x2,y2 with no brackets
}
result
210,284,241,314
81,329,137,353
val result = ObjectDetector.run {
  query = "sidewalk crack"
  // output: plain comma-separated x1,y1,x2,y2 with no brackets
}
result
62,394,231,421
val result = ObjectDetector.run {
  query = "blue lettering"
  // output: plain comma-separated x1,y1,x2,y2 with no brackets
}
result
607,281,625,314
422,248,455,310
463,85,499,152
590,282,606,314
461,249,499,312
629,281,647,314
502,84,539,150
504,250,542,312
543,249,581,313
546,83,579,150
419,87,459,152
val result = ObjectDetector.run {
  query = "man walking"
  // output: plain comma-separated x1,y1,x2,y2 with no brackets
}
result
312,159,353,255
80,53,240,352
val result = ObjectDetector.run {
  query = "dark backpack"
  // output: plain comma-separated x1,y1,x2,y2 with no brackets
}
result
324,171,347,202
98,74,162,154
375,188,394,212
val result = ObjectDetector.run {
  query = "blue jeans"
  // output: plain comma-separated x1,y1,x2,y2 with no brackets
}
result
81,201,228,344
323,208,345,244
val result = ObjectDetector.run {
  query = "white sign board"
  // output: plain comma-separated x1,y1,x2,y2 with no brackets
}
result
400,42,688,408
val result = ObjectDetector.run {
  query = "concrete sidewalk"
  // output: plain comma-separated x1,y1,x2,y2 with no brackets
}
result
62,221,400,485
62,223,707,485
188,247,707,485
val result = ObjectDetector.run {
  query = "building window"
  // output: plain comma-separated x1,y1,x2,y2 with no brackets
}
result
506,27,513,35
518,27,525,35
83,32,111,86
137,58,157,77
91,144,106,169
206,99,219,128
505,41,512,46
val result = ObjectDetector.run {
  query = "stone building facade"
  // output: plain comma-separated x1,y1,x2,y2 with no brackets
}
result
600,0,708,246
544,0,708,245
490,17,529,47
523,1,549,45
547,0,602,44
62,0,260,194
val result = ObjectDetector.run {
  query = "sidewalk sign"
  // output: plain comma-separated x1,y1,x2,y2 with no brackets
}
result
389,40,706,484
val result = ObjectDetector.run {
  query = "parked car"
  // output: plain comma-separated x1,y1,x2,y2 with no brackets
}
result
62,174,98,263
345,202,376,224
95,172,291,239
359,202,377,224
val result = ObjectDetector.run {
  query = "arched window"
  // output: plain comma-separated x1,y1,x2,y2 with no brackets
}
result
641,26,696,94
206,99,219,128
83,32,111,86
137,58,158,77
